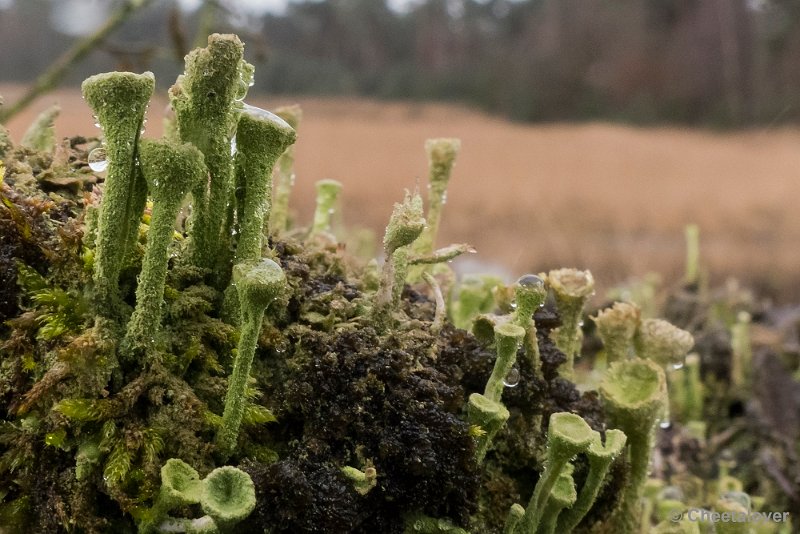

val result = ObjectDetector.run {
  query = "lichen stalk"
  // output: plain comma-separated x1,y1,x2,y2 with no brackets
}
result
484,322,525,403
511,274,547,379
122,139,206,358
592,301,641,364
600,359,667,533
730,311,751,390
416,138,460,255
169,33,250,271
372,191,425,329
547,268,595,378
233,104,296,263
20,104,60,152
684,223,700,286
81,71,154,310
310,179,343,237
519,412,593,534
270,104,302,234
556,429,627,531
503,504,525,534
468,393,509,463
216,259,285,459
536,468,577,534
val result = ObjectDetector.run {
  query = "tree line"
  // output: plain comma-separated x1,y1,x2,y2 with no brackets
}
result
2,0,800,126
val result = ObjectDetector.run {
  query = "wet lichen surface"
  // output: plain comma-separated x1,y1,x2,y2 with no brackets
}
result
1,33,798,534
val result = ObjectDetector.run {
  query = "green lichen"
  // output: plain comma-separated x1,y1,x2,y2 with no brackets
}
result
310,179,343,238
0,31,785,534
122,139,206,358
20,104,60,152
592,301,641,364
82,70,154,310
216,259,285,459
517,412,593,533
269,104,302,234
600,359,667,533
547,268,595,378
169,33,250,272
233,105,296,262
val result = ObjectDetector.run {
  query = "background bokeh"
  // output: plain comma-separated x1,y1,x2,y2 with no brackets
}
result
2,0,799,300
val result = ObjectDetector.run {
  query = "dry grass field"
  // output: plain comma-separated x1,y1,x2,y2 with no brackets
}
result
4,85,800,301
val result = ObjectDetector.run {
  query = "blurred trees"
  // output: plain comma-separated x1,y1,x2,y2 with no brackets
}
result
259,0,800,126
3,0,800,126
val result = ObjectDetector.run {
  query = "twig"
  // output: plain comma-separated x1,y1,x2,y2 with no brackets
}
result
0,0,156,123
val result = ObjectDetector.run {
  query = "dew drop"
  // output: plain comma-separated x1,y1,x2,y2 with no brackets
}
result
672,362,685,370
503,368,520,387
88,148,108,172
230,137,237,156
234,79,248,102
441,191,448,204
509,300,517,310
659,420,672,429
517,274,544,288
94,121,101,129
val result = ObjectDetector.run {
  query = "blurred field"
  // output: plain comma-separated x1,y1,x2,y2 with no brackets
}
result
4,85,800,301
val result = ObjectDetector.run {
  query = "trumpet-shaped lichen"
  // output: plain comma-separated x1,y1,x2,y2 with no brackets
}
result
546,268,595,378
82,70,154,310
122,138,206,357
216,259,286,458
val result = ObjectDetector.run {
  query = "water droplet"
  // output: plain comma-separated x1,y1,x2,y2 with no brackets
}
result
94,121,101,129
517,274,544,288
234,79,248,102
659,420,672,429
230,137,237,156
578,320,585,327
503,368,520,387
88,148,108,172
672,362,685,370
509,300,517,309
441,191,448,204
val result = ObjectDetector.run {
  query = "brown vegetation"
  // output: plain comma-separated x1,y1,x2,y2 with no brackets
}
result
5,85,800,301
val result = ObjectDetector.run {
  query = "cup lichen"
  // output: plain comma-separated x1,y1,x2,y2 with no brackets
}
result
81,70,155,310
546,268,595,378
600,359,667,533
216,258,286,459
121,138,206,357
